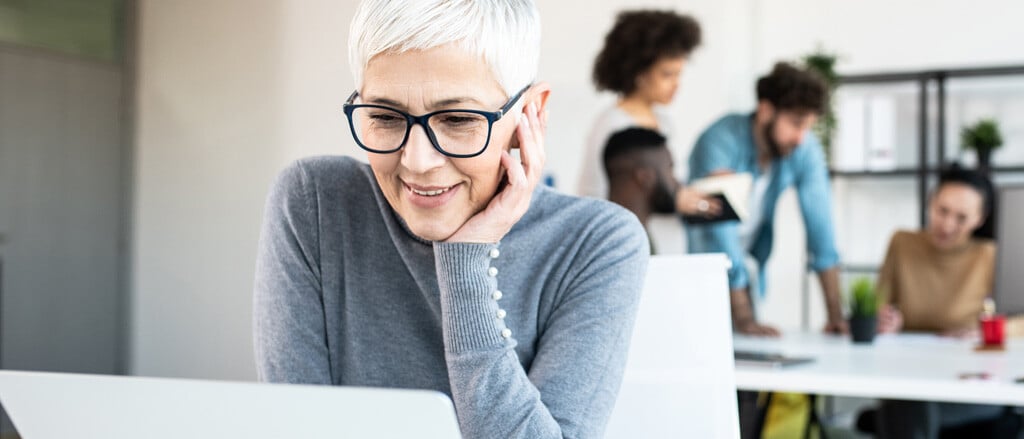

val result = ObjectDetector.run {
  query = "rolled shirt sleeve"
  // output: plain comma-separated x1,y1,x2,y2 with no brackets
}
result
794,135,840,273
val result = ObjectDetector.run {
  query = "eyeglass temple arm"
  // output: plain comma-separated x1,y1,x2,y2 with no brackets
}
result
497,84,533,117
345,90,359,105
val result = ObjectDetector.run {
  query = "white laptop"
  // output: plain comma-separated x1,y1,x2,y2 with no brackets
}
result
0,370,461,439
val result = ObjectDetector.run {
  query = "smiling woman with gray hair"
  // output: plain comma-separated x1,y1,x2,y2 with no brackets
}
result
252,0,649,437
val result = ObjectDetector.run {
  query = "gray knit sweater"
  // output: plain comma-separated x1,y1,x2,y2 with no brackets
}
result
253,156,648,438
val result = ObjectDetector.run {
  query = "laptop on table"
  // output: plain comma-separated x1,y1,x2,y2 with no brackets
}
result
0,370,461,439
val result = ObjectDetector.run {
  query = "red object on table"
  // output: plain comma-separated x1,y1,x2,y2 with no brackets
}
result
980,315,1006,346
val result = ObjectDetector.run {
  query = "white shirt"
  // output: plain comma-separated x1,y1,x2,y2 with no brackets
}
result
738,166,772,252
576,104,674,198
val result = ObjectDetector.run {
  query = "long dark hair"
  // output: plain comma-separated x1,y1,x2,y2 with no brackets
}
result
937,164,996,240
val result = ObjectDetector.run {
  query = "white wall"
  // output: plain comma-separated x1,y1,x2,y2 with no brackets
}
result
279,0,360,161
753,0,1024,74
132,0,290,379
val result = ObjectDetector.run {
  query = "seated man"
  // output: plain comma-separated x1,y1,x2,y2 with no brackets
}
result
874,166,1020,438
602,127,719,253
686,62,846,336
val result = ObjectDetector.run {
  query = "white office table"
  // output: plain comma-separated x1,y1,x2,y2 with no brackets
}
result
734,332,1024,406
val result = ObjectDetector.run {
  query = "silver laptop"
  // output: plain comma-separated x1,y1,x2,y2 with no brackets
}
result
0,370,461,439
995,186,1024,315
733,350,814,368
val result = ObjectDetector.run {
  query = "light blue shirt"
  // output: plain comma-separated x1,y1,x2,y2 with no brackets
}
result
686,113,840,293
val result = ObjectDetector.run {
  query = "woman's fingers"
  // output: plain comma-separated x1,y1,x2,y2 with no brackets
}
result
506,103,544,215
877,306,903,333
501,150,528,195
517,102,546,187
442,101,542,244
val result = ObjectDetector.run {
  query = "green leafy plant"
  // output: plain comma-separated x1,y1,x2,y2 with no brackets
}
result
960,119,1004,152
849,277,878,318
802,47,840,163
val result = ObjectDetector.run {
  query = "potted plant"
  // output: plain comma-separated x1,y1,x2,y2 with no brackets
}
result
803,47,840,163
848,277,878,343
961,118,1003,171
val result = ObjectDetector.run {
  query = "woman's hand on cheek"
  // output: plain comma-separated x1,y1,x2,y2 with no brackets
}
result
445,102,547,243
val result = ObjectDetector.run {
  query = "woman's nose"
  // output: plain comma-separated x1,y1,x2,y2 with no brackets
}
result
400,124,447,173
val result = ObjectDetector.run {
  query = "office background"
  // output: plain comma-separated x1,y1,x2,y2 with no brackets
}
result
1,0,1023,383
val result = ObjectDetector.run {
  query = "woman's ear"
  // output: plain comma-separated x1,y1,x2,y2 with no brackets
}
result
526,81,552,117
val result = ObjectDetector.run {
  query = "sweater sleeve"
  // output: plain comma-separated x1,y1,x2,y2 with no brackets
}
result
433,210,648,439
253,161,332,384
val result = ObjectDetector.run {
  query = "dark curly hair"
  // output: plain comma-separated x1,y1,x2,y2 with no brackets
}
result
756,62,828,113
592,10,702,96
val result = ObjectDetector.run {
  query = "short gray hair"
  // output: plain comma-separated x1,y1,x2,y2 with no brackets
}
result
349,0,540,97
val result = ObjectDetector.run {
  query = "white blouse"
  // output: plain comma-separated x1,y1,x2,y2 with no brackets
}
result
576,104,674,198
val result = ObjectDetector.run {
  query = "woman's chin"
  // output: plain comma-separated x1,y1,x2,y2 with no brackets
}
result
407,220,461,242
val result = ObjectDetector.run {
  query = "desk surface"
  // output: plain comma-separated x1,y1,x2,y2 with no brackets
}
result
734,332,1024,405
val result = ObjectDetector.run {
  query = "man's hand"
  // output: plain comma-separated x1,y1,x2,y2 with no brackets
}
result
675,187,722,216
446,100,545,243
823,318,849,335
735,318,781,337
730,289,780,337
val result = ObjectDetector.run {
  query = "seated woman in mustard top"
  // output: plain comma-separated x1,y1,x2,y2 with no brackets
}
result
873,166,1018,438
876,168,996,337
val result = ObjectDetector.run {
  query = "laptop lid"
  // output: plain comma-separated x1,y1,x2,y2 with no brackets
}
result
995,186,1024,315
733,350,814,368
0,370,461,439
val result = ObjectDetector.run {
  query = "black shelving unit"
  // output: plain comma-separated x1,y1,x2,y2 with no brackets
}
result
801,65,1024,330
833,64,1024,226
831,166,1024,179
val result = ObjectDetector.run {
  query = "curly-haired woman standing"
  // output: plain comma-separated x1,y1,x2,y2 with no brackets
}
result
577,10,715,216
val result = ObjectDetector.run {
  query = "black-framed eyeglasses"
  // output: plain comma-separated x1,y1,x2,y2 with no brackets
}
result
343,84,531,158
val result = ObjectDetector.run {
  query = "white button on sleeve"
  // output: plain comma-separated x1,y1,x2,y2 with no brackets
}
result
500,328,512,339
489,248,500,259
487,267,498,277
492,290,503,301
496,309,507,319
